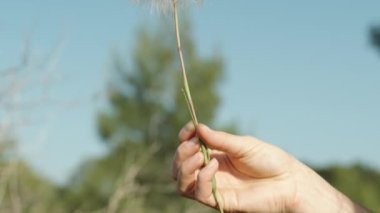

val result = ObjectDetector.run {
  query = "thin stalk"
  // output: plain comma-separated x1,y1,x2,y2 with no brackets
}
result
172,1,223,212
173,1,197,126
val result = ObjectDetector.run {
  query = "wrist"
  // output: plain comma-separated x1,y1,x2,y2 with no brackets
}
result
289,162,370,213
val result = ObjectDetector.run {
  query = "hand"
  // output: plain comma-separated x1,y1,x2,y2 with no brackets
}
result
172,122,370,213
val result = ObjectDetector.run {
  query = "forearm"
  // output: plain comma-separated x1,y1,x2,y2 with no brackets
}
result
291,162,370,213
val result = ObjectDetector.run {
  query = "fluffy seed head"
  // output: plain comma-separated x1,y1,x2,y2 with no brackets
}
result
132,0,201,14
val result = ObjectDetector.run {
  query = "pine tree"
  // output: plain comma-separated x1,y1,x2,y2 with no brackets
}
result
68,20,224,212
370,24,380,53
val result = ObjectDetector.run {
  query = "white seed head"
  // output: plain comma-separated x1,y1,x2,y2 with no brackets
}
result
132,0,201,14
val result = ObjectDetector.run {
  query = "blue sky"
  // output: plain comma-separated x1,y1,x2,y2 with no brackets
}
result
1,0,380,184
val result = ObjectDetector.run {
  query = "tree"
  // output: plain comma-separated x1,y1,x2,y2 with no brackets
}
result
0,40,68,213
67,20,224,212
0,160,68,213
60,19,380,213
317,164,380,212
370,24,380,53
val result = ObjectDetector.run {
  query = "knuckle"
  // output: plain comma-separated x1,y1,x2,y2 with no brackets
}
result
175,176,185,194
178,122,194,140
179,162,191,176
178,131,185,141
194,189,208,204
176,184,187,195
177,180,195,197
243,135,262,147
242,135,254,142
197,169,208,182
176,142,187,158
178,128,186,140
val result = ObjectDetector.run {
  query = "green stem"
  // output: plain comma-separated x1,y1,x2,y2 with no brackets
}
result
173,1,223,213
173,0,197,126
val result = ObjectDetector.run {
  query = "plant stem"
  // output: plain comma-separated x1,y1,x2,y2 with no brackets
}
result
172,1,223,212
173,1,197,126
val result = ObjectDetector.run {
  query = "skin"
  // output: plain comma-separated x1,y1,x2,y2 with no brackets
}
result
173,122,370,213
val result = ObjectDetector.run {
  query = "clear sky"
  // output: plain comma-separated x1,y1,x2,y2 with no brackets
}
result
1,0,380,184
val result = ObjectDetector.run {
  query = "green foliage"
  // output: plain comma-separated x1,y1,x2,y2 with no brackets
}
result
55,21,380,213
2,20,380,213
73,20,224,212
0,160,67,212
370,24,380,52
317,164,380,212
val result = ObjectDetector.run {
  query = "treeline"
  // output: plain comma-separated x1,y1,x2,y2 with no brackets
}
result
1,22,379,213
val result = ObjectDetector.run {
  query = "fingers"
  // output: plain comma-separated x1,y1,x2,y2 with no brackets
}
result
178,121,195,142
197,124,261,158
176,155,220,207
177,152,204,196
194,158,219,207
172,137,200,180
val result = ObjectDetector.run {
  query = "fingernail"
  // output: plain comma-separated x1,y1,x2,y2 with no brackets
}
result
189,137,199,146
208,158,217,168
202,124,211,133
185,121,194,131
195,152,203,161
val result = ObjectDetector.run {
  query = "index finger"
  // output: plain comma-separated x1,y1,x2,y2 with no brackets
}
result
197,124,261,158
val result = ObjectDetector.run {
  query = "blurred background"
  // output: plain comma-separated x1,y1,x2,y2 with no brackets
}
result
1,0,380,212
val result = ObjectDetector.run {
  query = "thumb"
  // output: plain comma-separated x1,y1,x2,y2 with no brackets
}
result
197,124,260,157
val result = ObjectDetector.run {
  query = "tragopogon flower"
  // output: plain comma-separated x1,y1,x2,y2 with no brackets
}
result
133,0,201,14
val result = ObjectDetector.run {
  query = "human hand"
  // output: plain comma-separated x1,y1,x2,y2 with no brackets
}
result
173,122,370,213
